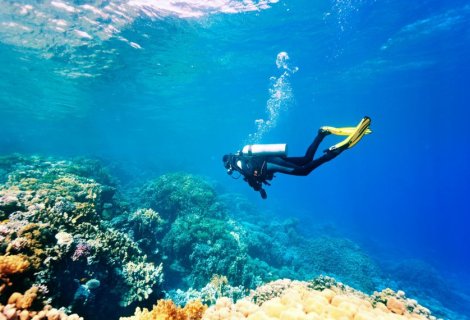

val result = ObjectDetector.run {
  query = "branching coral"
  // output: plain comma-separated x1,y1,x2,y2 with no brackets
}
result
111,208,165,256
120,259,164,307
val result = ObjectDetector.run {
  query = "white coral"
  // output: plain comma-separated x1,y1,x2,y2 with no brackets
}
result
55,231,74,246
119,259,163,306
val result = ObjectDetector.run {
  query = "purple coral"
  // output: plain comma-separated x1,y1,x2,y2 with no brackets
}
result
72,242,92,261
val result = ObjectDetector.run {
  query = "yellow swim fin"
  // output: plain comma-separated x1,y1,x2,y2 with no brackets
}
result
320,126,372,136
327,116,372,152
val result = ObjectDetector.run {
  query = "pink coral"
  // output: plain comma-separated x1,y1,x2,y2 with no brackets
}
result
71,242,92,261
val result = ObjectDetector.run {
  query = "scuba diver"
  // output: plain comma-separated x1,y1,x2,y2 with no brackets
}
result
222,116,372,199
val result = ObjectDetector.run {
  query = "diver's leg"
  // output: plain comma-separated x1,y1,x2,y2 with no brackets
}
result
283,129,329,166
266,163,297,174
271,117,372,176
287,149,342,176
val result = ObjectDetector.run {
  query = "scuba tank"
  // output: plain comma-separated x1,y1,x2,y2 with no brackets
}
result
241,144,288,157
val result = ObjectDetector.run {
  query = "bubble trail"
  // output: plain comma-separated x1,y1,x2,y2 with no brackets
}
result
247,51,298,144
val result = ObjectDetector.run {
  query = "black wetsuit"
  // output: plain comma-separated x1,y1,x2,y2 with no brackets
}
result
225,130,343,198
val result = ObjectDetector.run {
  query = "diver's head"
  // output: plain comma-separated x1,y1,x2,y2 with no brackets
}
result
222,154,233,175
222,154,230,164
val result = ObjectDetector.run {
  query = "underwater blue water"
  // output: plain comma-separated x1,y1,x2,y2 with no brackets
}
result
1,0,470,317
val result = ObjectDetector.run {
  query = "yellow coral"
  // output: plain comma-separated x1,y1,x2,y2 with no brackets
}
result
210,274,228,288
184,300,207,320
153,300,180,320
1,289,83,320
11,223,48,269
0,254,30,276
124,280,434,320
204,284,431,320
121,299,207,320
7,286,38,309
209,274,229,299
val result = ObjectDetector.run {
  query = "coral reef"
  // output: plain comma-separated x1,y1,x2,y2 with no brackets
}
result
0,255,30,277
137,173,277,290
0,155,461,320
167,275,246,307
109,208,165,259
120,259,164,307
162,213,249,287
382,259,470,319
120,299,206,320
297,236,382,292
0,155,163,319
1,287,83,320
371,287,432,317
135,173,219,223
0,254,31,294
204,276,436,320
123,276,438,320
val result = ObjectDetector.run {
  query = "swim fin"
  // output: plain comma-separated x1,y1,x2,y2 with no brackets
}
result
326,116,372,152
320,126,372,136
